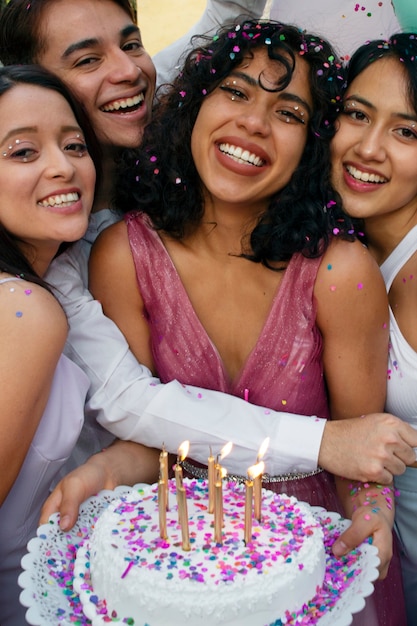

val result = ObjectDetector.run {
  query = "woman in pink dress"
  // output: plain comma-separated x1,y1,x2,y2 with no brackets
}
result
90,20,405,623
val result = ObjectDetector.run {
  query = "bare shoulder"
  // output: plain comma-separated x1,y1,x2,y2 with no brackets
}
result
315,237,388,333
317,237,385,290
0,277,67,342
91,219,129,256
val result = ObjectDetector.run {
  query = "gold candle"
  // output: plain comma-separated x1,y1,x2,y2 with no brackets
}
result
175,441,190,550
175,440,189,492
253,461,265,522
214,479,223,544
208,449,215,514
174,462,183,491
244,477,253,545
159,445,169,510
158,479,168,539
177,485,191,551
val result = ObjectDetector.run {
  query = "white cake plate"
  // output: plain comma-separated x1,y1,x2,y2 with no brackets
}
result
18,483,379,626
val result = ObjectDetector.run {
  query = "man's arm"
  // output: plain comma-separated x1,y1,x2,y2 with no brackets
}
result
47,250,417,481
153,0,267,86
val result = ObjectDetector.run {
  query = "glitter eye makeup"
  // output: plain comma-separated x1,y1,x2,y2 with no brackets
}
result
2,138,24,158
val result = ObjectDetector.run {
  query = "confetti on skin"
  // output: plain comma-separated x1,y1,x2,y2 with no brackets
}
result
16,311,23,318
357,283,363,290
327,264,332,271
330,285,336,292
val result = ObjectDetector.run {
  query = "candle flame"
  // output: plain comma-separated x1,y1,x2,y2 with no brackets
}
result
219,441,233,460
257,437,270,461
220,467,228,479
178,440,190,461
248,461,265,480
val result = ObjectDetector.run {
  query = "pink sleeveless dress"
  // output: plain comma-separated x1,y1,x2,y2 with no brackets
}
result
125,211,406,625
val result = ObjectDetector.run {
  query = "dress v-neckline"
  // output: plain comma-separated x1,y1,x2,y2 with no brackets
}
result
152,228,292,390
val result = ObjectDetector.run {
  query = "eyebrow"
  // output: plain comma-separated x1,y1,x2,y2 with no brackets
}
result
0,125,82,144
62,24,140,58
345,94,417,123
228,70,312,117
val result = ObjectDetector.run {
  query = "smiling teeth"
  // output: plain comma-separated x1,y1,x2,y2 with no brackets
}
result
346,165,387,184
219,143,264,167
101,93,144,112
38,192,79,207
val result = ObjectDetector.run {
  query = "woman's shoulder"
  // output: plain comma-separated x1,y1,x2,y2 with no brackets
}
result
315,237,387,309
0,275,67,335
321,237,382,280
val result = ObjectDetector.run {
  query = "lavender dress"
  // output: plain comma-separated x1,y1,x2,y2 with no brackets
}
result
0,277,89,626
126,212,406,625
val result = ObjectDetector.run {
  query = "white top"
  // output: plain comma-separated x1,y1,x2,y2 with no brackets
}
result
0,274,89,626
380,225,417,427
45,210,326,478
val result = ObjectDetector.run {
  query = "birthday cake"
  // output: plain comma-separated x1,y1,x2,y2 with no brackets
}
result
75,479,326,626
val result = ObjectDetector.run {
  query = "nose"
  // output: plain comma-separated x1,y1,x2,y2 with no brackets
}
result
354,125,386,162
235,102,271,137
44,147,76,180
107,47,141,84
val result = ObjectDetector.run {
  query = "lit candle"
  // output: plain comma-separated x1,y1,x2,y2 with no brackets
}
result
214,479,223,544
159,445,169,510
175,440,190,492
175,441,190,550
252,461,265,522
213,467,226,544
208,448,215,514
175,462,183,493
244,476,253,545
158,479,168,539
177,485,191,551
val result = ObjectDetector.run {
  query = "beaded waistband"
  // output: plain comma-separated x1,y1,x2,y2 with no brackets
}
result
181,460,324,484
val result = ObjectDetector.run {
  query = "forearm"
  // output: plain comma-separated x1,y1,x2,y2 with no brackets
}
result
336,476,395,525
94,440,160,487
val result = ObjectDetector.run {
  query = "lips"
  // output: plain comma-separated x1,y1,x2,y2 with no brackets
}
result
101,93,144,113
37,192,80,207
345,164,388,184
218,142,266,167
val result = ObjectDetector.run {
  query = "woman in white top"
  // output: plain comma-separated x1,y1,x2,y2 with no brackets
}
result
331,32,417,624
0,64,98,626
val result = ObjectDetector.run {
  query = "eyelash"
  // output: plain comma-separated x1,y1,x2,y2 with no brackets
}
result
74,40,143,68
4,141,89,162
342,106,417,139
65,142,89,155
220,85,306,124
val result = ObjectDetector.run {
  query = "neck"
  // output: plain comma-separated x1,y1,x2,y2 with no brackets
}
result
21,242,58,278
194,196,266,255
365,210,417,265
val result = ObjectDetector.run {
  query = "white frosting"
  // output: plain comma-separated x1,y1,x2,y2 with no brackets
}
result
81,479,325,625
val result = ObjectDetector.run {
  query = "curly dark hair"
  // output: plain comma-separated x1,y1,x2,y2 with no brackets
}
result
116,19,358,266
